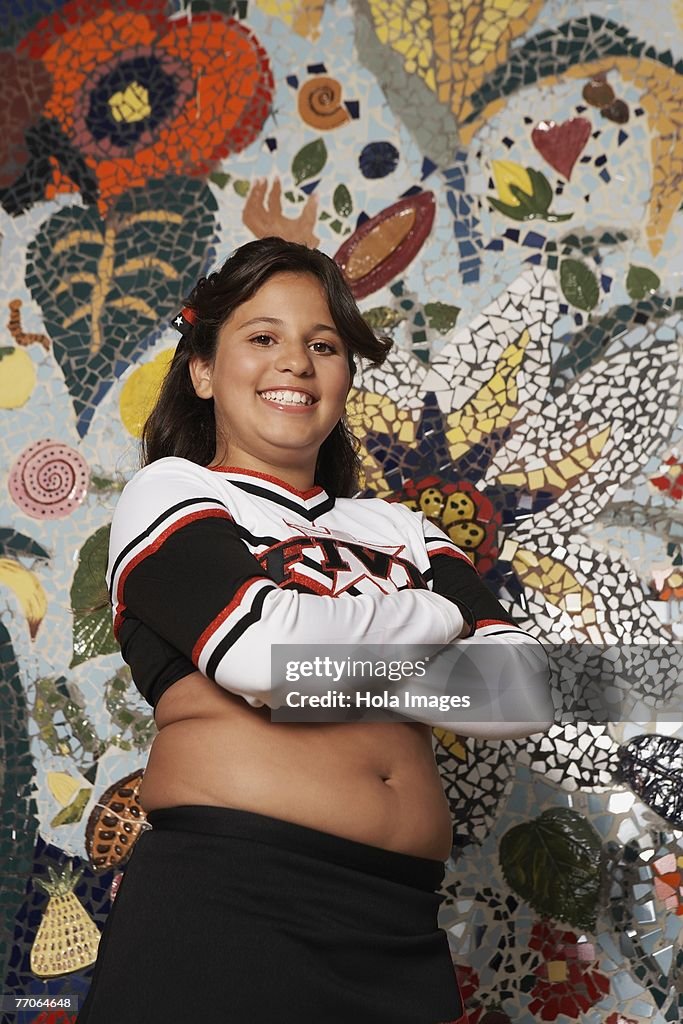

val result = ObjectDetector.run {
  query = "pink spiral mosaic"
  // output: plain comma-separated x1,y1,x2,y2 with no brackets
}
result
8,439,89,518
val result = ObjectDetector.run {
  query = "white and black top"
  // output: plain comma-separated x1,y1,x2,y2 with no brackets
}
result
105,457,540,713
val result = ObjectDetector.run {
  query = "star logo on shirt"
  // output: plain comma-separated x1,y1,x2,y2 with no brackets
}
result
257,534,423,597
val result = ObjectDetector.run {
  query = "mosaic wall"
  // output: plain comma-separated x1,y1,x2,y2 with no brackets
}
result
1,0,682,1021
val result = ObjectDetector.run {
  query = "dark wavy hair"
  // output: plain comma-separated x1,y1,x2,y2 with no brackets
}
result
140,237,393,496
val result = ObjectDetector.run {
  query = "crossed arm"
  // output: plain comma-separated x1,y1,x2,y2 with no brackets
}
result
107,472,552,738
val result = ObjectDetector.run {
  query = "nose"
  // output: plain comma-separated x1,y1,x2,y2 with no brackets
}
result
273,340,314,375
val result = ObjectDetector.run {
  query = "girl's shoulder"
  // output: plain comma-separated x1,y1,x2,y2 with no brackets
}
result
114,457,227,525
121,456,223,495
334,492,427,545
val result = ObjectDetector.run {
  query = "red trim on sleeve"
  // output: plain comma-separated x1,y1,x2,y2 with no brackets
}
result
429,545,475,568
475,618,525,629
113,507,233,639
192,576,270,663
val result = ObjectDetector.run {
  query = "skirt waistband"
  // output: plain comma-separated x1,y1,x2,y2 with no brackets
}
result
144,804,446,891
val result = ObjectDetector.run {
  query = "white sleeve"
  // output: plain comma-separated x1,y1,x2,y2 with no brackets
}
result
382,508,554,736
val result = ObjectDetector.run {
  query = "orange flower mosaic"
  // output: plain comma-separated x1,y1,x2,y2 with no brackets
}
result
19,0,273,212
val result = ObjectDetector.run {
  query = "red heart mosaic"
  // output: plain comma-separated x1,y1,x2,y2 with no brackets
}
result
531,117,591,180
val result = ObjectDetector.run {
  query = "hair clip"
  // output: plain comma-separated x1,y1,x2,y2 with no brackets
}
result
171,306,197,336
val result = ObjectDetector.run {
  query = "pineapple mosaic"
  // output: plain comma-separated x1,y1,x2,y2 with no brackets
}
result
31,864,101,978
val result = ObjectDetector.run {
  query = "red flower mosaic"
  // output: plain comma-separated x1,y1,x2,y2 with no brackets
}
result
29,1013,77,1024
453,962,484,1024
649,451,683,502
395,476,501,576
652,851,683,915
19,0,273,212
527,921,609,1021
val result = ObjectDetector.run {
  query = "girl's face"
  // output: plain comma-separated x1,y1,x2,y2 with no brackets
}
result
189,272,352,482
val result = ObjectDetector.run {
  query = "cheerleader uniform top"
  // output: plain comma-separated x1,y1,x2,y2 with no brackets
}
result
105,457,548,723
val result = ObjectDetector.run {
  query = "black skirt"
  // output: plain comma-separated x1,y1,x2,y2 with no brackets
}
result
75,805,464,1024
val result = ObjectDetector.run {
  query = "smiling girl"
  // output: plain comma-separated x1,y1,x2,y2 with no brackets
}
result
76,237,551,1024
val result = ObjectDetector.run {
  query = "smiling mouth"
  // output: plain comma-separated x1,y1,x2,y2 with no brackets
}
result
258,390,318,407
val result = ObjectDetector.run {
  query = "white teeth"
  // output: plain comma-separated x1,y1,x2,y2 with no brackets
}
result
260,390,314,406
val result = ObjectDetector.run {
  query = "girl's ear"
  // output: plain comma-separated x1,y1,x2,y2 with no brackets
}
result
189,355,213,399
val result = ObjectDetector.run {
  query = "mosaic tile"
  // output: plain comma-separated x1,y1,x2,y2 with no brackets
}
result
459,17,683,256
254,0,327,40
531,117,592,179
13,2,274,214
517,722,621,792
617,735,683,827
242,175,320,245
433,733,519,850
8,440,89,519
334,190,436,298
353,12,460,166
526,920,610,1019
1,1,683,1020
366,0,543,125
500,806,603,929
488,158,573,224
358,139,399,178
549,292,682,395
0,343,38,411
24,175,218,436
297,74,352,129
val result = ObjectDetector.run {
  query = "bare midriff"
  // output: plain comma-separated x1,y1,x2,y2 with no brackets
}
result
138,671,454,861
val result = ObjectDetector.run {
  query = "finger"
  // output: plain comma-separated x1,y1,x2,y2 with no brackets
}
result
244,178,265,215
249,178,267,201
299,193,318,230
266,177,282,217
